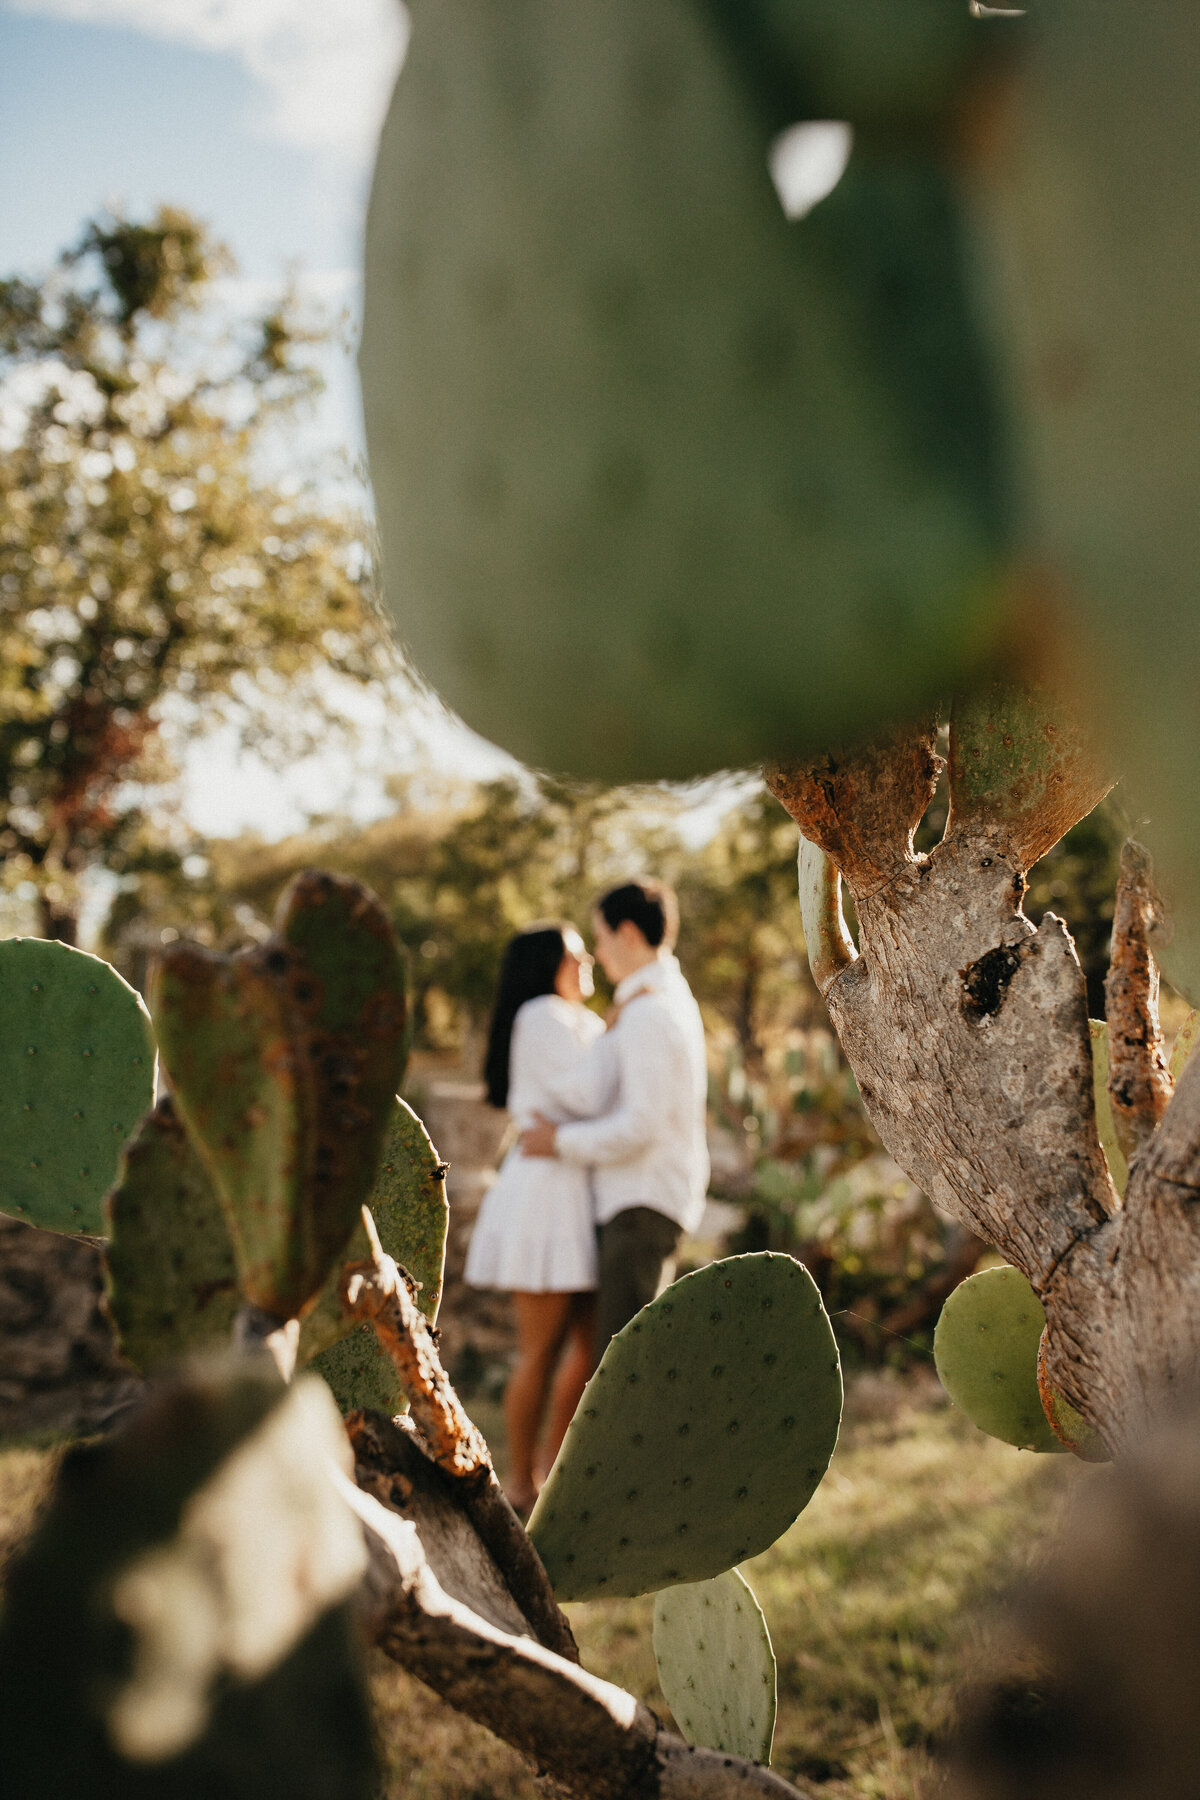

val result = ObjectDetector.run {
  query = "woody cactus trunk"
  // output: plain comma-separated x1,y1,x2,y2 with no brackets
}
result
767,683,1200,1453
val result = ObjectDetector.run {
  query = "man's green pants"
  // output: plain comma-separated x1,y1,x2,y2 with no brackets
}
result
595,1206,683,1353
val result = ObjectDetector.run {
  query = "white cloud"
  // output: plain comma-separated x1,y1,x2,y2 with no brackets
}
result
5,0,409,164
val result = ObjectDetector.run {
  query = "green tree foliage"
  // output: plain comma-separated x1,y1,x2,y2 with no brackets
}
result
0,208,389,939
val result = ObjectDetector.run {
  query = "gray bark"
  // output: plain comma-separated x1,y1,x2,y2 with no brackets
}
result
767,712,1200,1452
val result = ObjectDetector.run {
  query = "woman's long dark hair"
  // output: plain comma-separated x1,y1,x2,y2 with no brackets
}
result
483,924,571,1109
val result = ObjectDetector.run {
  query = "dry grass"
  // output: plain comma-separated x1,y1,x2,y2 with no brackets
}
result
372,1374,1076,1799
0,1376,1076,1799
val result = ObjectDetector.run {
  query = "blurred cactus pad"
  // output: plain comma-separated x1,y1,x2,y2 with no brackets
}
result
104,1096,240,1374
528,1253,842,1599
0,936,155,1235
934,1266,1063,1455
0,1361,376,1800
150,871,408,1323
362,0,1014,781
653,1567,777,1764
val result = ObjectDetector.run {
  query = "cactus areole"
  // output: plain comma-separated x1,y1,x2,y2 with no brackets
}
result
360,0,1013,781
528,1253,842,1600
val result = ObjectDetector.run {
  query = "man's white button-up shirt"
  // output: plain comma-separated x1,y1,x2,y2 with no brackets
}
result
553,953,709,1233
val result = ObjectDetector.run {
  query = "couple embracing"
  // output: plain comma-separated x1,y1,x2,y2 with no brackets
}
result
466,880,708,1516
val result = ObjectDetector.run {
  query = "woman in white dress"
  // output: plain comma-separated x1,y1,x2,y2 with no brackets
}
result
466,923,604,1515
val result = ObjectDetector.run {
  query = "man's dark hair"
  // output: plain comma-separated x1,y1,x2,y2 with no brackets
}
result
596,879,678,950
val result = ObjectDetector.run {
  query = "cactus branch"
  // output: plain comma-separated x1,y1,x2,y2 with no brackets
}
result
341,1473,813,1800
769,697,1200,1450
341,1210,489,1479
342,1210,577,1663
1105,839,1172,1160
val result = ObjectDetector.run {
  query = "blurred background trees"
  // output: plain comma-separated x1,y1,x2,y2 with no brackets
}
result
0,207,390,941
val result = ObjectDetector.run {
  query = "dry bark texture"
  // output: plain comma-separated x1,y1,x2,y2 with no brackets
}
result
0,1217,143,1439
766,687,1200,1451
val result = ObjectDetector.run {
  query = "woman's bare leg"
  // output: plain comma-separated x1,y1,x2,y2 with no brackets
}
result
538,1291,597,1483
505,1291,573,1514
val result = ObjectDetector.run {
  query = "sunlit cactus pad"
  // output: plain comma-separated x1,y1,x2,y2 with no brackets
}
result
1088,1020,1128,1198
528,1254,842,1600
653,1568,776,1765
0,937,155,1235
104,1096,239,1374
934,1265,1064,1454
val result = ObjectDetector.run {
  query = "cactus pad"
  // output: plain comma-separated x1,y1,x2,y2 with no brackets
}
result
948,682,1112,871
104,1096,239,1373
362,0,1010,782
302,1099,448,1413
934,1266,1064,1454
0,1361,375,1797
0,937,155,1235
527,1253,842,1600
1169,1009,1200,1085
1088,1020,1129,1198
653,1568,776,1765
150,872,407,1322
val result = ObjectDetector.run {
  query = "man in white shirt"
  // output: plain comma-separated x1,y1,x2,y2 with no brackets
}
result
520,879,709,1350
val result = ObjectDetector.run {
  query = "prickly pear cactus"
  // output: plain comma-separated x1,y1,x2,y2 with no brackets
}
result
527,1253,842,1600
301,1099,448,1414
1036,1331,1109,1464
103,1096,239,1374
934,1266,1064,1454
653,1568,776,1765
362,0,1012,782
1169,1009,1200,1084
1088,1019,1129,1198
0,1361,376,1799
150,873,407,1322
948,681,1112,869
0,937,155,1235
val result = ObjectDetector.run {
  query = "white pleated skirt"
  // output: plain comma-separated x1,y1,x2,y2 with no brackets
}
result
464,1149,597,1293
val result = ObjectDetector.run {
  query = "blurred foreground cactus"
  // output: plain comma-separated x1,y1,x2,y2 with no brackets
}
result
0,871,839,1794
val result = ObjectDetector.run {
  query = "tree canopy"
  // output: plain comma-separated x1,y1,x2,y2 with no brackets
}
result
0,207,390,938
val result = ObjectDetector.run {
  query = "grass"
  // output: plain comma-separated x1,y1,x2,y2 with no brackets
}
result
0,1376,1076,1799
373,1374,1076,1798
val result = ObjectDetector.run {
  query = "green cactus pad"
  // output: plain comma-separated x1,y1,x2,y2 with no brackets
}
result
653,1568,776,1765
302,1099,448,1414
103,1096,239,1374
0,937,155,1235
362,0,1011,782
1088,1020,1129,1199
934,1266,1065,1454
1169,1009,1200,1085
0,1361,375,1798
948,682,1112,871
527,1253,842,1600
150,872,407,1322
